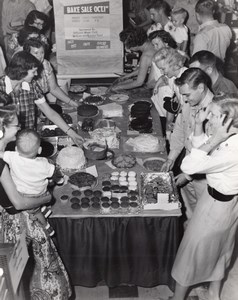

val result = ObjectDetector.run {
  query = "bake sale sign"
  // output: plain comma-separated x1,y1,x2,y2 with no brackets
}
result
64,1,110,50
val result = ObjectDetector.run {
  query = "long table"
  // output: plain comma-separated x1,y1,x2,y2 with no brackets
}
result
49,86,182,290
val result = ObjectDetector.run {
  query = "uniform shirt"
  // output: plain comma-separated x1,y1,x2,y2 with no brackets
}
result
0,75,45,129
168,89,214,161
181,134,238,195
3,151,55,195
212,73,238,95
192,20,232,61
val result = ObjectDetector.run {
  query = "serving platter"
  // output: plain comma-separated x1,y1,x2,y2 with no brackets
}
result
143,157,166,172
69,85,87,93
109,93,129,103
90,86,108,96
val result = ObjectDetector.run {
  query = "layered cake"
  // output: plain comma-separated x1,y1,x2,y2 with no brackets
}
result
56,146,86,171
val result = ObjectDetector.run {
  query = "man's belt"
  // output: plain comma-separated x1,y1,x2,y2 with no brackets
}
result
207,185,236,202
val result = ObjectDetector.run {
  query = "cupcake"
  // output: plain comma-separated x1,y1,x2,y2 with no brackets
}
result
92,202,100,210
101,196,110,203
129,202,139,213
111,202,119,211
81,202,90,211
120,196,129,203
102,180,111,187
111,197,119,203
91,196,100,203
93,190,102,198
84,189,93,197
72,190,82,197
81,197,90,204
128,190,138,197
70,197,80,204
101,202,110,213
120,201,129,212
60,195,69,204
129,195,138,202
102,186,111,198
71,203,81,210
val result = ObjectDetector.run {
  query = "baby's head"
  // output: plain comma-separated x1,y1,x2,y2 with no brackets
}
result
16,129,41,158
171,7,188,28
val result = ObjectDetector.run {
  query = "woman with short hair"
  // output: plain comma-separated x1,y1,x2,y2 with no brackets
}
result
170,95,238,300
0,51,83,145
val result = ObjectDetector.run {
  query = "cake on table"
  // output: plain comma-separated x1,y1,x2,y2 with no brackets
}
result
56,146,86,172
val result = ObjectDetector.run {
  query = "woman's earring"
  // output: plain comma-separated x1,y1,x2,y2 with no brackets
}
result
0,129,4,139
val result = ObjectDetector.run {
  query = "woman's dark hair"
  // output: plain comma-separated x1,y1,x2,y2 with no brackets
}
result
17,26,40,46
148,30,177,49
23,38,46,53
175,67,212,90
119,27,148,48
5,51,41,81
24,10,49,32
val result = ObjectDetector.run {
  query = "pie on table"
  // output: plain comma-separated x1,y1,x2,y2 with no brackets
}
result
68,172,97,189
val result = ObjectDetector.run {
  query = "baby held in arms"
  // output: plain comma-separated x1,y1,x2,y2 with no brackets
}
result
0,129,63,236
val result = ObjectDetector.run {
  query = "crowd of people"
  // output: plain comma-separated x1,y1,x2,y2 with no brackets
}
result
0,0,238,299
118,0,238,300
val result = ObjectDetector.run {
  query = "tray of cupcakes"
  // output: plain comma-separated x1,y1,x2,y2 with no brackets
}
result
53,170,142,216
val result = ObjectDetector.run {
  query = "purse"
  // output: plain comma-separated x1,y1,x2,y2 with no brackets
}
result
163,96,180,114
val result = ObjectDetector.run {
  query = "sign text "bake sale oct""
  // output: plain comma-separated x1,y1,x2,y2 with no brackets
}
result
64,2,110,14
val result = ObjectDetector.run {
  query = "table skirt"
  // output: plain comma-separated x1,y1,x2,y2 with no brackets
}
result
50,216,180,290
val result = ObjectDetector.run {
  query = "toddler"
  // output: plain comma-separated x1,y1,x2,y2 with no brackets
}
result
164,7,189,53
0,129,59,236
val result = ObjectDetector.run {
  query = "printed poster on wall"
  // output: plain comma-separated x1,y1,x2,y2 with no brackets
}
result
53,0,123,77
64,2,110,50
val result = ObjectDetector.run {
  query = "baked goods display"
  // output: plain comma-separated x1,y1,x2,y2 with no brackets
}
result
129,134,160,152
56,146,86,172
77,104,99,117
68,172,97,189
130,101,153,133
141,172,181,210
130,117,152,133
41,126,66,137
90,86,108,95
69,85,87,93
89,128,119,149
83,95,105,106
112,154,136,168
109,93,129,103
130,101,152,118
143,157,166,171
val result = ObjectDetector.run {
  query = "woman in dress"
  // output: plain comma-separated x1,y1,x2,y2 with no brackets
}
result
0,91,72,299
23,38,78,107
170,95,238,300
0,51,83,145
111,27,156,91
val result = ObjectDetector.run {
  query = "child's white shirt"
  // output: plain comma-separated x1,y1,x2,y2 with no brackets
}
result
164,21,188,44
